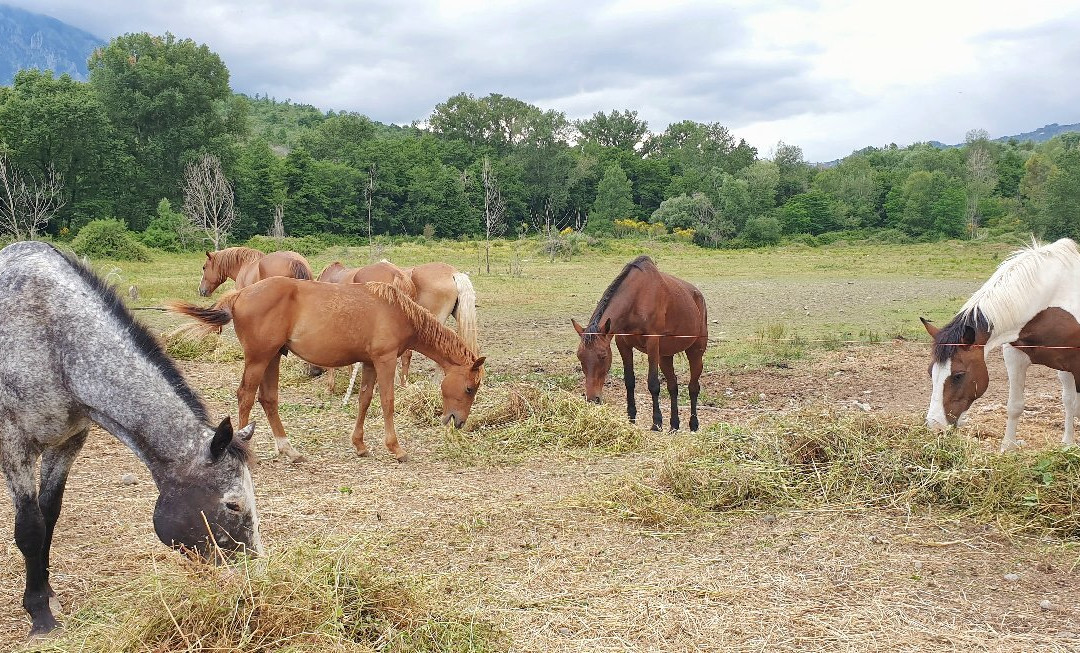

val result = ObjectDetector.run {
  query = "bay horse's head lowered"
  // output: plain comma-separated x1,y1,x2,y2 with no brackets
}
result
439,357,487,428
572,317,613,403
921,315,990,430
152,417,262,557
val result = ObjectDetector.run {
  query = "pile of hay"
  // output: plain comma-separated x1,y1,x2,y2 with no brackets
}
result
36,540,502,652
396,381,643,464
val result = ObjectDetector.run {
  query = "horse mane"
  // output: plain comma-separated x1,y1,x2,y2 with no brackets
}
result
932,308,991,363
584,255,657,343
364,281,474,366
214,247,264,274
52,245,210,424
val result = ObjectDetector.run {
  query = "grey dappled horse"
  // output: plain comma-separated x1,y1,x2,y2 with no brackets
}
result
0,241,261,637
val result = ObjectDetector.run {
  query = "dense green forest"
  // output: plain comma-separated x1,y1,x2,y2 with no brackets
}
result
2,31,1079,251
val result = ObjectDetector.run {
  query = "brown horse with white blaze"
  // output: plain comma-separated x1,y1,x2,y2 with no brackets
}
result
572,255,708,431
198,246,313,296
170,277,485,463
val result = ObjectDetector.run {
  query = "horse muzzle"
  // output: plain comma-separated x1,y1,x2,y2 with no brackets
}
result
441,413,465,429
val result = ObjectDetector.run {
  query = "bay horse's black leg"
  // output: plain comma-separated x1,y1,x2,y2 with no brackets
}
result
38,430,89,602
616,338,637,424
646,343,663,431
687,343,705,432
659,355,680,431
3,449,56,635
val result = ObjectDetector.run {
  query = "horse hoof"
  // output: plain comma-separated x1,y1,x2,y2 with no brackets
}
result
28,620,59,639
288,454,307,464
395,453,410,463
354,448,370,458
651,424,662,432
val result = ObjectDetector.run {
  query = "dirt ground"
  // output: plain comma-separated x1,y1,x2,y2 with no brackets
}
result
2,339,1079,652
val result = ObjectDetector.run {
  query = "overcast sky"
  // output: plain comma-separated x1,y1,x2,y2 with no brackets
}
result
12,0,1080,161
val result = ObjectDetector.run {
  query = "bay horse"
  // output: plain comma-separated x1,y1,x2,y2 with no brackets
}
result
0,241,260,636
316,260,418,389
198,246,313,296
169,277,486,463
922,237,1080,452
572,255,708,431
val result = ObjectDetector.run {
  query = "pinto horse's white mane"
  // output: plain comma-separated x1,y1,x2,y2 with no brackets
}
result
957,238,1080,334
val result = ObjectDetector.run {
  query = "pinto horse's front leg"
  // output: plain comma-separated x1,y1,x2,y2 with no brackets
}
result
616,337,636,424
1002,345,1031,452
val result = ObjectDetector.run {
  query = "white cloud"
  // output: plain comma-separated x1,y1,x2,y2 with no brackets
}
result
11,0,1080,161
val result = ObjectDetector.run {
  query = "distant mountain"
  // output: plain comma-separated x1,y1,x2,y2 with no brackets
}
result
0,4,104,84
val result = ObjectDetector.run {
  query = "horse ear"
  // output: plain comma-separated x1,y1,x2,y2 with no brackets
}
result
210,417,234,460
471,356,486,371
920,317,939,337
960,325,978,346
205,251,213,259
571,319,584,335
601,318,612,335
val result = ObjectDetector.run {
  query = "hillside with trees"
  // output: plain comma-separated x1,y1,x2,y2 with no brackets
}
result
2,31,1079,252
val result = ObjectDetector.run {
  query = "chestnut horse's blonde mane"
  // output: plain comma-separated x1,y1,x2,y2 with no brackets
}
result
365,281,473,366
957,238,1080,333
211,246,264,277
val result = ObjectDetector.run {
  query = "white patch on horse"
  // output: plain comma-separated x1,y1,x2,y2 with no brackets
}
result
926,359,952,430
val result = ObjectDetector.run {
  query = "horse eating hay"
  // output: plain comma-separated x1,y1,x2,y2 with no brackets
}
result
0,241,261,636
572,255,708,431
922,237,1080,452
170,277,485,463
198,246,313,296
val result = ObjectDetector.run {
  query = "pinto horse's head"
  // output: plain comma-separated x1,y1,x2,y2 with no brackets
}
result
199,250,226,297
921,316,990,431
439,357,486,429
152,417,262,558
573,317,614,403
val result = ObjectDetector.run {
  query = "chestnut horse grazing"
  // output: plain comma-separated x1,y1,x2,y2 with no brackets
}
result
922,238,1080,452
198,246,313,296
0,242,260,636
572,255,708,431
170,277,486,463
316,261,418,389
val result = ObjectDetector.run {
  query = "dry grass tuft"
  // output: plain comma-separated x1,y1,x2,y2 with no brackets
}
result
396,381,644,464
610,409,1080,536
30,539,502,653
161,328,244,363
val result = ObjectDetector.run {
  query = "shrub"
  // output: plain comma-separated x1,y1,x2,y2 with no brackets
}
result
71,219,151,262
738,215,782,247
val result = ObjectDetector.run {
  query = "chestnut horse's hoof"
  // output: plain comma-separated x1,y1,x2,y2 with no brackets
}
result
354,447,370,457
287,454,307,464
395,453,410,463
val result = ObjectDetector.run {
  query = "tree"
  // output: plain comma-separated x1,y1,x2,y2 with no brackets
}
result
888,170,966,237
964,134,998,237
0,153,65,239
480,156,506,273
427,93,570,154
182,153,236,249
590,164,635,234
574,110,648,150
772,141,811,202
88,32,243,227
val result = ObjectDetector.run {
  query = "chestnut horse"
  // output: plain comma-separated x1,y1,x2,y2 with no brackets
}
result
572,255,708,431
198,246,313,296
170,277,485,463
398,262,479,382
923,238,1080,452
316,260,418,389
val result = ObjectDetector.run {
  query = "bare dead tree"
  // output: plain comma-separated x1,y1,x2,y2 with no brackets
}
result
965,144,997,239
182,153,236,250
269,203,285,239
531,201,573,263
481,156,506,273
0,154,65,240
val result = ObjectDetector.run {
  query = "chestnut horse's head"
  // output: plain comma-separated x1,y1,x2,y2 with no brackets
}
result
152,417,262,557
439,357,486,428
921,315,990,430
572,317,614,403
199,250,227,297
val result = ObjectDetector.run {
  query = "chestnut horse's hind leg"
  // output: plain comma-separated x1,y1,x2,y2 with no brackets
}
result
398,350,412,387
659,355,680,431
257,353,306,463
616,338,637,424
687,343,705,432
646,338,663,431
351,363,377,457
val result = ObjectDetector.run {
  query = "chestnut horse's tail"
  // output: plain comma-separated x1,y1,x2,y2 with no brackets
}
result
167,290,242,336
451,272,478,355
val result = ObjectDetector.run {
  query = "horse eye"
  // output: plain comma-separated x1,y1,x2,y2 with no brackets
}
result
225,502,241,513
951,372,966,382
465,387,475,396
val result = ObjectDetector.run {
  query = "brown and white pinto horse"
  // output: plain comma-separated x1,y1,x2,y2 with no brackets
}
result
170,277,485,463
923,238,1080,452
198,246,313,296
572,255,708,431
316,260,418,388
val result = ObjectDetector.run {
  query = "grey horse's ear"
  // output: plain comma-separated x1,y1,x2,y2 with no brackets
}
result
235,423,255,441
210,417,234,460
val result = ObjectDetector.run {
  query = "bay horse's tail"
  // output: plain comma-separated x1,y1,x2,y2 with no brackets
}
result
451,272,478,354
167,290,242,336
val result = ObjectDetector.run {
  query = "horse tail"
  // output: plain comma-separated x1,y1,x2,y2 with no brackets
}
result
167,290,241,336
451,272,478,354
291,259,312,281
